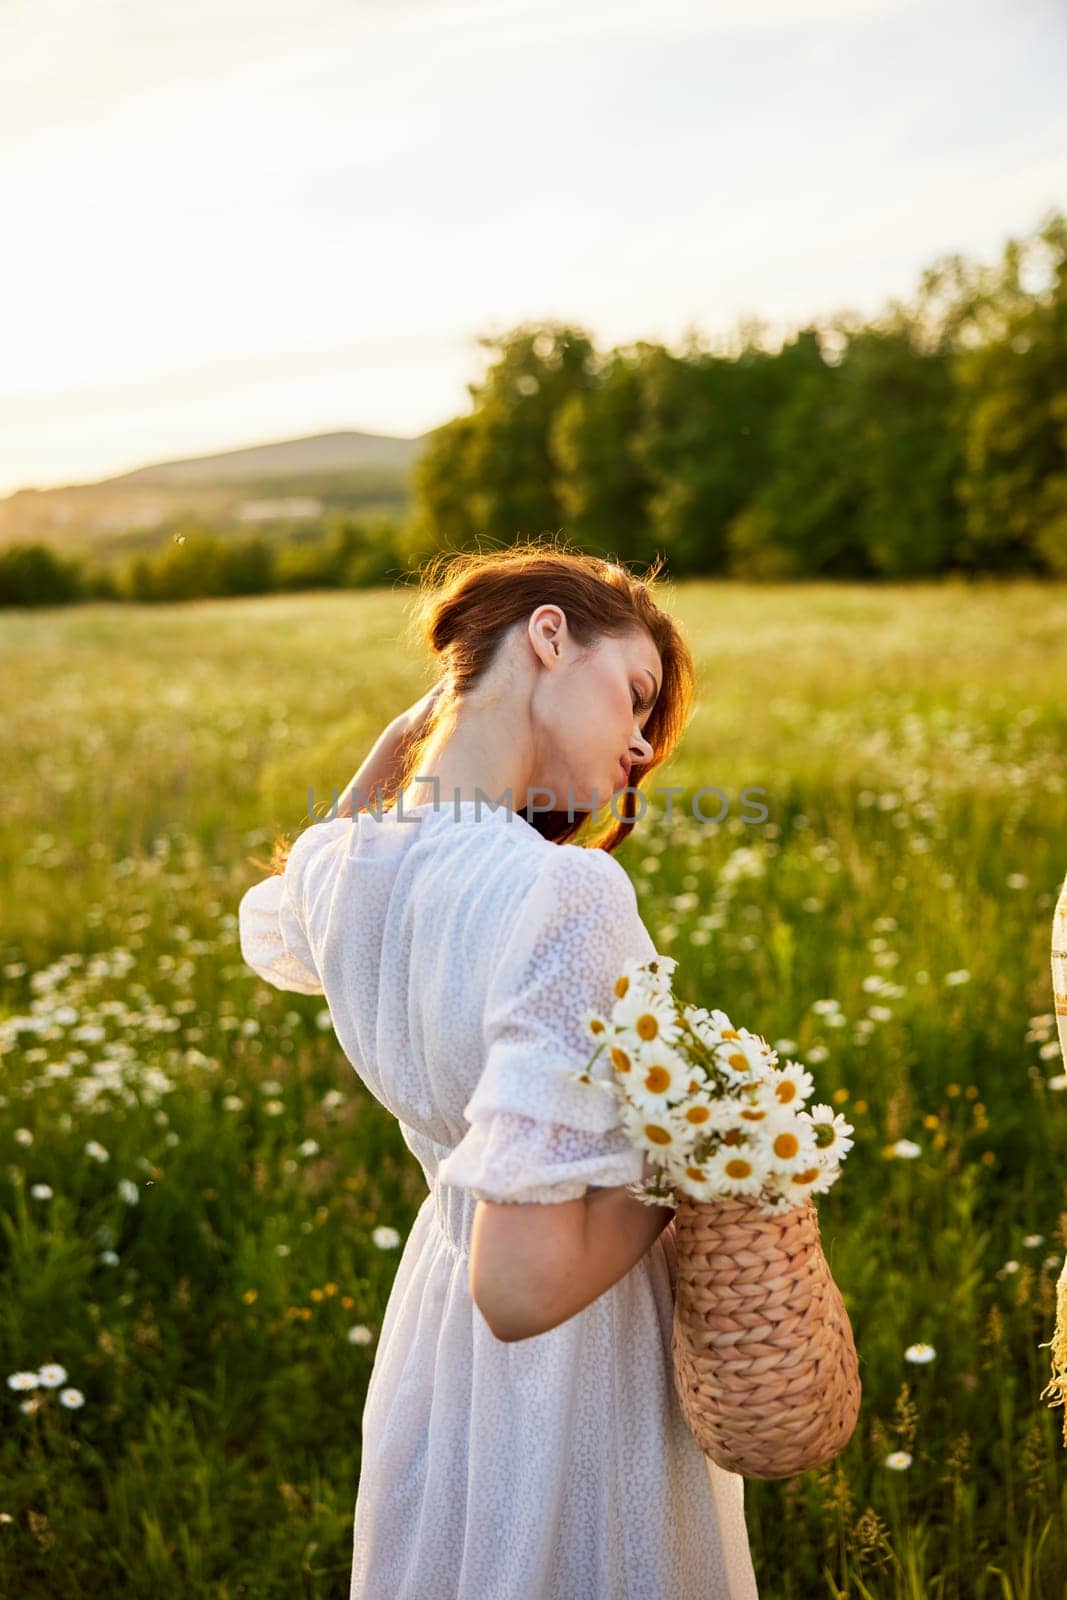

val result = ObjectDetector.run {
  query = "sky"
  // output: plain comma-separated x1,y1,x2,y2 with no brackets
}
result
0,0,1064,497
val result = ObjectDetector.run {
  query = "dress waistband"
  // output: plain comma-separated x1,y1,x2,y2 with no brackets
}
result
430,1177,476,1261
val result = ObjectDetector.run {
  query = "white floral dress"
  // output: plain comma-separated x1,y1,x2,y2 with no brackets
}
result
238,799,758,1600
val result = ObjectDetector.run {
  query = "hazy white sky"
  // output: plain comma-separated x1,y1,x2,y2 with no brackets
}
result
1,0,1064,496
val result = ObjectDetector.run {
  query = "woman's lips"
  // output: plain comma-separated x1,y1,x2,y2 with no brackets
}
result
616,759,630,790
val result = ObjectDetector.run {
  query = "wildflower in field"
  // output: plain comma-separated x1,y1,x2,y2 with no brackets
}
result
262,1080,283,1095
904,1344,936,1364
316,1009,333,1030
1006,874,1028,889
888,1139,922,1159
84,1140,110,1161
264,1099,284,1115
30,1184,53,1200
885,1451,913,1470
100,1251,119,1266
1048,1075,1067,1091
868,1005,893,1023
36,1364,67,1387
372,1226,401,1249
997,1260,1020,1276
1026,1013,1055,1042
7,1372,39,1391
117,1179,139,1205
1023,1234,1046,1248
1039,1040,1063,1061
59,1389,85,1408
298,1139,320,1158
14,1129,33,1146
348,1325,374,1345
945,970,971,986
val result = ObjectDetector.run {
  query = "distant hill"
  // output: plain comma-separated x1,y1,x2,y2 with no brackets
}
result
0,428,432,560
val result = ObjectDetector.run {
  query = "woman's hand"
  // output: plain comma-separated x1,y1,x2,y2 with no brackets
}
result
335,680,446,817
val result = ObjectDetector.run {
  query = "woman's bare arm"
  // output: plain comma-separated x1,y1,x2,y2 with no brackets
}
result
335,682,444,817
470,1184,675,1342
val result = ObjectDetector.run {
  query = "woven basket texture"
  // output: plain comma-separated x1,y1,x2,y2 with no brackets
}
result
671,1192,861,1479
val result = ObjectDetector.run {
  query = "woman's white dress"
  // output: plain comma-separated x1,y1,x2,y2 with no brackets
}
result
238,799,758,1600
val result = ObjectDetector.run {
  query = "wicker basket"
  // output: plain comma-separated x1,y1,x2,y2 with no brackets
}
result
670,1191,861,1480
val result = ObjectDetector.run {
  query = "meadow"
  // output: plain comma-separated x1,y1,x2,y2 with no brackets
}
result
1,577,1066,1598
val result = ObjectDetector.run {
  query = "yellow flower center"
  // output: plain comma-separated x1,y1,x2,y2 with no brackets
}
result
724,1157,754,1180
722,1028,741,1040
614,975,630,999
773,1131,800,1160
794,1168,820,1185
610,1047,631,1073
646,1124,673,1146
739,1107,767,1121
644,1065,671,1094
636,1013,659,1041
590,1017,606,1036
723,1128,742,1146
685,1105,711,1125
685,1166,706,1183
726,1051,750,1072
776,1080,797,1103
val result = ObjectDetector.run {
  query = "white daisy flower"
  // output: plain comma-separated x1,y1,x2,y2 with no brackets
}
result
371,1226,400,1250
706,1142,771,1196
885,1451,912,1470
30,1184,53,1200
904,1343,936,1364
620,1101,689,1163
629,1044,691,1111
889,1139,922,1159
769,1061,815,1111
59,1388,85,1408
347,1325,374,1345
611,985,679,1046
7,1371,39,1391
84,1141,110,1162
666,1154,724,1203
117,1179,139,1205
37,1364,68,1388
797,1104,856,1162
759,1111,821,1175
581,1008,612,1043
670,1090,718,1145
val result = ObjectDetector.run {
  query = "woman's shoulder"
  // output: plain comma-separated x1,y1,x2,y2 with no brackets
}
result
521,837,642,930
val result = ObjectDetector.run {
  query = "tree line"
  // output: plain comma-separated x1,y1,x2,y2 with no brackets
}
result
2,208,1063,607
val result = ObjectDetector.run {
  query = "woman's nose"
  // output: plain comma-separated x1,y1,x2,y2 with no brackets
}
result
630,727,654,763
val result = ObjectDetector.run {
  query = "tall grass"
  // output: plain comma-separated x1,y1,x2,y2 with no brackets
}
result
1,578,1065,1596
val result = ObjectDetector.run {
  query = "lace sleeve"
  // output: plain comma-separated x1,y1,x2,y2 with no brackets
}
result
437,845,658,1204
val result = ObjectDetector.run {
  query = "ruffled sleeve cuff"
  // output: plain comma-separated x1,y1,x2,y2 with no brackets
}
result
436,1108,644,1204
238,871,323,995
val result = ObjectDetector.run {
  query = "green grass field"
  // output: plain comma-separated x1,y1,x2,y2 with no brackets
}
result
2,579,1066,1598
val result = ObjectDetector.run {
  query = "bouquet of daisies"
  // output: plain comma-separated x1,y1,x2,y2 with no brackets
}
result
567,953,854,1216
568,952,863,1478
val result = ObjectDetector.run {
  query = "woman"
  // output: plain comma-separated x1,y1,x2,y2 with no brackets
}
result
238,544,759,1600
